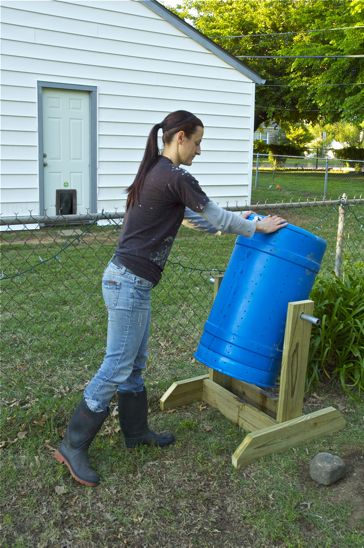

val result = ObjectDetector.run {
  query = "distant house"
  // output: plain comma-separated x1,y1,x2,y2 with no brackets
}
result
254,124,284,145
1,0,264,216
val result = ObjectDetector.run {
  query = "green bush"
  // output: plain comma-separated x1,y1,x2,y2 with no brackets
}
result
267,143,304,167
268,144,303,167
253,139,270,154
335,146,364,161
308,262,364,395
267,143,304,157
334,147,364,173
253,141,304,163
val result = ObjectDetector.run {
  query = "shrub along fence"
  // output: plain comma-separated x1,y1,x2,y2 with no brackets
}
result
1,198,363,393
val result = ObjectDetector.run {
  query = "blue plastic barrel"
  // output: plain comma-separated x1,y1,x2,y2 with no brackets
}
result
194,220,326,387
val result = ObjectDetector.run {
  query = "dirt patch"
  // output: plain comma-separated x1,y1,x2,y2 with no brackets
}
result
299,448,364,531
327,450,364,530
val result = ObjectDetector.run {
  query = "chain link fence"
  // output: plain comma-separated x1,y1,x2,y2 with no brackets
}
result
1,199,363,388
253,155,363,200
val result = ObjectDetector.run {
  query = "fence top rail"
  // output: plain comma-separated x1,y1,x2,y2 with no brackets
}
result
0,211,125,226
1,198,363,226
228,198,364,212
253,153,364,163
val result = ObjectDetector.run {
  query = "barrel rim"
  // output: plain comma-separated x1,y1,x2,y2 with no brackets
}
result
248,214,327,245
235,237,323,272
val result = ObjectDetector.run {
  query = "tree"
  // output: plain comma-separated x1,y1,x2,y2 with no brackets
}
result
283,123,313,148
323,121,363,147
305,123,333,156
168,0,364,129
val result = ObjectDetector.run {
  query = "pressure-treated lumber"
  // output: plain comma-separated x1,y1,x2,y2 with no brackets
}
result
232,406,346,469
209,369,277,416
160,295,346,470
277,300,314,422
231,378,277,416
159,374,207,410
203,379,276,431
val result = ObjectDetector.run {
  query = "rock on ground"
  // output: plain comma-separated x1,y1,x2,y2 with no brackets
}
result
309,452,347,486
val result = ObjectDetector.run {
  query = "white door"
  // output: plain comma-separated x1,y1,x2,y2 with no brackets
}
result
42,88,90,215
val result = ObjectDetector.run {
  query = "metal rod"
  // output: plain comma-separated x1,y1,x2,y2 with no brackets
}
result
1,198,363,225
300,313,320,326
0,212,125,226
254,153,259,190
323,158,329,199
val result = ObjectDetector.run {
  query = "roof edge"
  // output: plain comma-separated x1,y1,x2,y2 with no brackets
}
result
140,0,265,85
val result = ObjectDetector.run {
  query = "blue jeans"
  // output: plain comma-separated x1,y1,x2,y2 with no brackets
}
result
84,261,153,412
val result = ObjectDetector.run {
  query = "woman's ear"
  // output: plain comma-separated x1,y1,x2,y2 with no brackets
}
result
176,130,185,145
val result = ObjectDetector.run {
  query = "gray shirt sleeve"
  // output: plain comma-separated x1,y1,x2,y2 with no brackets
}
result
199,201,257,237
182,207,220,233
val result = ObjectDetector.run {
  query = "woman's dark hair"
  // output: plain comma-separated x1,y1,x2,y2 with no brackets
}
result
126,110,204,209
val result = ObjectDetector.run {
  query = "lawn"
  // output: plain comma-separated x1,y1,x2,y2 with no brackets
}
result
252,170,363,204
1,173,363,546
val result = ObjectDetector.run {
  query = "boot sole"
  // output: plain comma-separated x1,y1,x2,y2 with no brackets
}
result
125,438,176,449
53,450,99,487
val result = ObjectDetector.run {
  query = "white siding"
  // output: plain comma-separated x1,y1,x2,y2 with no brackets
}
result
0,0,256,215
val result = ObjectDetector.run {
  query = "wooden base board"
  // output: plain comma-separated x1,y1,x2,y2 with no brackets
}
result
160,375,277,430
203,378,277,431
160,375,346,469
232,406,346,469
209,369,277,416
160,374,207,410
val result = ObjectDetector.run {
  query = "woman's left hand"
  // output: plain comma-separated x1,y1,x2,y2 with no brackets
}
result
256,215,288,234
241,210,254,219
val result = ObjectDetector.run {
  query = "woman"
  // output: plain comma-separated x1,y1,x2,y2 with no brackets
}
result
54,110,287,487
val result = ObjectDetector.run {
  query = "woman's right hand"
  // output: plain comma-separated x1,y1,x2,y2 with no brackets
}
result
255,215,288,234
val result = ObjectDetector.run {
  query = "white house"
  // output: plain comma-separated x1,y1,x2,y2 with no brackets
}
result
0,0,264,217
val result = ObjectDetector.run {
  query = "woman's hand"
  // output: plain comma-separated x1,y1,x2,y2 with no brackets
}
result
255,215,288,234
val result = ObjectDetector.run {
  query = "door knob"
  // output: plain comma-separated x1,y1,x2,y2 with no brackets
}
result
43,160,48,167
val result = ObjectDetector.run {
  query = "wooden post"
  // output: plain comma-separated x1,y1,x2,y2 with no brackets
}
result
335,194,347,278
213,274,223,299
208,274,224,380
276,300,314,422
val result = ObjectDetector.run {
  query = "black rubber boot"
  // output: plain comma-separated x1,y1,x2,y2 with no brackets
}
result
54,399,108,487
118,389,175,449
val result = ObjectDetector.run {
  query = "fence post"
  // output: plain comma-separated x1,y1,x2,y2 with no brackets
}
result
254,153,260,189
214,275,224,299
323,158,329,199
334,194,347,277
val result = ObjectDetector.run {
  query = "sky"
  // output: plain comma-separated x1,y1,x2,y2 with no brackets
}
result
160,0,181,8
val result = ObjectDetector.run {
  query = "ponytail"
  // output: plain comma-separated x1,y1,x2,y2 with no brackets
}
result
126,111,204,209
126,123,162,209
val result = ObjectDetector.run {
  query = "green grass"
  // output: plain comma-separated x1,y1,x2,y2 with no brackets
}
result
1,387,363,546
1,174,364,546
252,170,363,204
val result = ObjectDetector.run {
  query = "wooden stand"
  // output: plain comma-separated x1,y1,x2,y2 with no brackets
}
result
160,282,345,469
